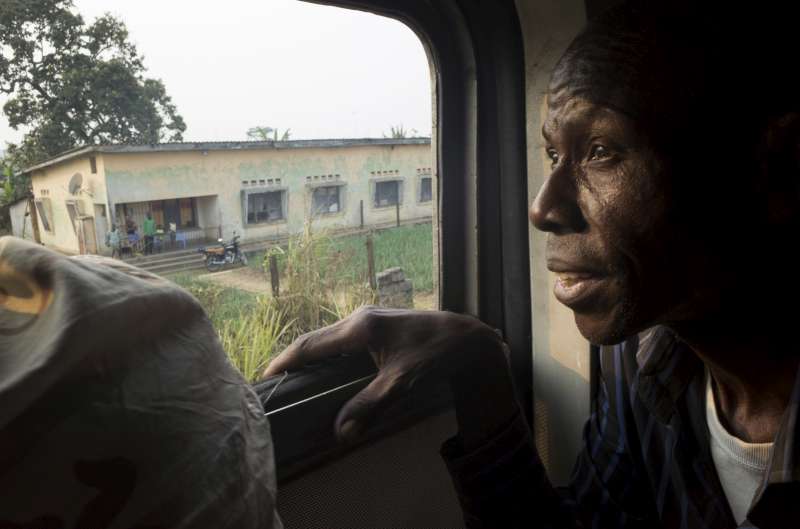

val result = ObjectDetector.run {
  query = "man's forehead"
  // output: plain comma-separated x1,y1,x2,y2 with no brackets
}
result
542,94,617,139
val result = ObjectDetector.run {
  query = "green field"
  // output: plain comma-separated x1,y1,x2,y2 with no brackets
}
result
250,222,434,292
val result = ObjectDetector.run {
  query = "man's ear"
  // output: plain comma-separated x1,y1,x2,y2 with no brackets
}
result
761,111,800,227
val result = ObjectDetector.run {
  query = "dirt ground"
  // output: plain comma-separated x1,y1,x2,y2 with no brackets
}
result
413,291,437,310
199,266,437,309
197,266,271,294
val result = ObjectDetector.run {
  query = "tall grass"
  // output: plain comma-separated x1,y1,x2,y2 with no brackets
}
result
218,300,292,382
268,222,376,340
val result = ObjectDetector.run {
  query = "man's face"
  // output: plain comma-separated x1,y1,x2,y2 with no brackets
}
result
530,93,702,344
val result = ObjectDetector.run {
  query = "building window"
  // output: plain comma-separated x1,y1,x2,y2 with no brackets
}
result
65,201,81,234
34,199,53,232
311,185,341,215
374,180,401,207
419,177,432,203
179,198,196,227
150,200,165,228
247,190,286,223
89,156,97,174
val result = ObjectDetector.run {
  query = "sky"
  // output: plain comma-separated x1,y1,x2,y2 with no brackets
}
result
0,0,432,147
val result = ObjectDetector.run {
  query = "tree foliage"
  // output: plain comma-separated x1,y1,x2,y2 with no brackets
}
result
246,126,291,142
0,0,186,169
0,154,27,205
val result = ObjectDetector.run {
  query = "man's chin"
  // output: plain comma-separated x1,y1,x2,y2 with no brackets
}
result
573,310,634,346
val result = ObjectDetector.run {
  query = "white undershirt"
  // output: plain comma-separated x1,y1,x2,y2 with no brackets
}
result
706,372,773,524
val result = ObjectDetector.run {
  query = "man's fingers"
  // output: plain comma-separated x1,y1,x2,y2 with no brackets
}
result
333,370,404,443
262,339,304,378
262,315,369,378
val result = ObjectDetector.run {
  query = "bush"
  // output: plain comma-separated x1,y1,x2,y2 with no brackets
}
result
267,222,376,342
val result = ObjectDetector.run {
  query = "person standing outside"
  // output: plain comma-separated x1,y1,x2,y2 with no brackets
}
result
125,215,137,235
143,213,156,256
107,224,121,259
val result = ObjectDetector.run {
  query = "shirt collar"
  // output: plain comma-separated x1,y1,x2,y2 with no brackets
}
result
632,327,800,526
634,326,703,424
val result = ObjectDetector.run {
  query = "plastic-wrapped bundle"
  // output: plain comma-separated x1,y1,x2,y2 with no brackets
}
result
0,237,282,529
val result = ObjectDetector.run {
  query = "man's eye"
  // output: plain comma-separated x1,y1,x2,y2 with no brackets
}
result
546,148,559,166
588,144,610,161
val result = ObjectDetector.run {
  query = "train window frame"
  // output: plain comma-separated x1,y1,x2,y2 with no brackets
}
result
257,0,532,483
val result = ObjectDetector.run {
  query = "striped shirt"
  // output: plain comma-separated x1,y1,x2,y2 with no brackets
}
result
442,326,800,528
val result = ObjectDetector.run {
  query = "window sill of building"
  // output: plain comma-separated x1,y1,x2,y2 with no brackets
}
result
246,219,288,227
310,210,346,219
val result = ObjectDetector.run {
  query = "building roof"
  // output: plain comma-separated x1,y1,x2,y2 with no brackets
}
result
3,193,32,208
19,138,432,175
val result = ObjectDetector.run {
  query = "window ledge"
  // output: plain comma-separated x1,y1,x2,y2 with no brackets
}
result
254,352,451,481
311,210,346,218
306,181,346,189
246,219,288,226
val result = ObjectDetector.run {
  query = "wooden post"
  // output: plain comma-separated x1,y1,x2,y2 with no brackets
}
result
366,234,376,290
360,200,364,229
395,201,400,227
269,254,280,297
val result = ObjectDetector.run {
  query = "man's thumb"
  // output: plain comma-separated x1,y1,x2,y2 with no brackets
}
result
334,373,399,443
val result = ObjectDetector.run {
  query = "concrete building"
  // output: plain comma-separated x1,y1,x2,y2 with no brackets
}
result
20,138,433,255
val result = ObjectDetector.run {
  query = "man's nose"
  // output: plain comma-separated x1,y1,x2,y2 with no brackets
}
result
529,165,585,234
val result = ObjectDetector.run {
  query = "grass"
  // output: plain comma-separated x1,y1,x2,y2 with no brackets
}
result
168,272,259,327
249,221,434,292
167,222,434,383
168,272,285,382
218,301,292,382
324,222,434,292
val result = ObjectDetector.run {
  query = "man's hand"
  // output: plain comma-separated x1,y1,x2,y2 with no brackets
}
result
263,306,520,446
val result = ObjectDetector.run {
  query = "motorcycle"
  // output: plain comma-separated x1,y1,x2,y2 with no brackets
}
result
198,233,248,272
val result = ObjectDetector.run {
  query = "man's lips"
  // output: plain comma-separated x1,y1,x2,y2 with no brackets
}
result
548,260,609,308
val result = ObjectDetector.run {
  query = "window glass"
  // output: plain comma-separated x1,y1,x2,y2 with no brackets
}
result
420,177,432,203
3,1,435,385
179,198,196,227
248,191,285,223
65,201,80,234
375,180,400,207
312,185,341,215
34,199,53,232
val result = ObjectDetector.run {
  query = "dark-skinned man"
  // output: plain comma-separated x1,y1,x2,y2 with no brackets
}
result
264,2,800,527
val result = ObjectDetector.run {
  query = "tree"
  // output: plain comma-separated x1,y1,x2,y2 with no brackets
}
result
0,155,22,233
246,126,291,142
383,125,418,139
0,0,187,169
0,153,26,205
